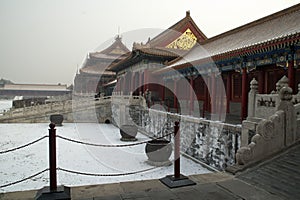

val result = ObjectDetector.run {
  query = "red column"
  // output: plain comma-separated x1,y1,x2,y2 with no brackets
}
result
121,77,125,93
116,77,119,92
162,80,165,102
144,70,148,92
189,77,194,115
258,70,265,94
119,77,122,93
226,73,231,114
288,60,295,93
241,67,248,121
211,73,216,114
204,76,209,117
173,79,178,112
127,72,131,95
131,72,135,94
139,72,143,94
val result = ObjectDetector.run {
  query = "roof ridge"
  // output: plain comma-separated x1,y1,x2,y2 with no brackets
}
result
148,11,207,47
99,36,130,55
201,3,300,44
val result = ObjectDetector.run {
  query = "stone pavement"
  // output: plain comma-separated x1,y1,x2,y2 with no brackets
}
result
3,144,300,200
0,172,284,200
238,143,300,199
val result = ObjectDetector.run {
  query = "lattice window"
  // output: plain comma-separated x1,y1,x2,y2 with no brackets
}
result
232,74,242,100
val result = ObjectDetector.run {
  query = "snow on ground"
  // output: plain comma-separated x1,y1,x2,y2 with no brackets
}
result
0,123,211,193
0,100,12,114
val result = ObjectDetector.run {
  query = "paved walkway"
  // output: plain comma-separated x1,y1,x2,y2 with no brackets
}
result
238,143,300,199
2,144,299,200
0,172,283,200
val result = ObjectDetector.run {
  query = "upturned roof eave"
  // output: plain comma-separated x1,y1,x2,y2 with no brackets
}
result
156,32,300,74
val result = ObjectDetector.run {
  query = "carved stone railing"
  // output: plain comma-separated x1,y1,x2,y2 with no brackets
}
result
0,95,115,123
248,76,300,120
231,86,299,172
111,94,146,127
138,109,242,170
243,76,300,147
236,110,285,165
254,94,279,119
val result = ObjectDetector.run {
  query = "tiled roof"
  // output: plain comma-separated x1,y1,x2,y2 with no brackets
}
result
96,35,130,55
79,36,130,76
148,11,207,47
109,46,183,72
166,3,300,69
109,11,207,73
2,84,69,91
88,53,128,60
80,64,116,75
79,36,130,75
138,46,186,57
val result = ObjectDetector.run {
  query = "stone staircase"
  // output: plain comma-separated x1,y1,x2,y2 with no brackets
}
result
238,142,300,199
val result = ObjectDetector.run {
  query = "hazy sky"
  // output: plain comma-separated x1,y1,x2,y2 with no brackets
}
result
0,0,299,85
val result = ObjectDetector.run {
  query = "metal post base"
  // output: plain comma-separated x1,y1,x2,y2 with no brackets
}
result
160,174,196,188
35,186,71,200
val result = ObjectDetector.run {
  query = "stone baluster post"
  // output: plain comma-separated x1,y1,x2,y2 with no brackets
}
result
276,75,289,93
247,78,258,119
240,78,258,147
278,86,296,146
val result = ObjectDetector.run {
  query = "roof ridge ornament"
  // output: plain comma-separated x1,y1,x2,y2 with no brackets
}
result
186,10,190,17
133,42,151,50
115,34,122,41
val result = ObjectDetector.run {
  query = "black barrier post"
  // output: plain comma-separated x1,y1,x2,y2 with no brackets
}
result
49,123,57,191
35,123,71,200
159,121,196,188
174,121,180,179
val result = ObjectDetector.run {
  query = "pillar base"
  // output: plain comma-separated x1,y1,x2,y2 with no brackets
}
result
159,174,196,188
35,186,71,200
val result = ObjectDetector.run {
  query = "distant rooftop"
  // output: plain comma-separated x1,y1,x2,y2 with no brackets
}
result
2,84,69,91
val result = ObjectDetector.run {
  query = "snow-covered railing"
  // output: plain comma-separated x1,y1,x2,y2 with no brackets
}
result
234,86,299,173
139,109,241,170
248,76,300,120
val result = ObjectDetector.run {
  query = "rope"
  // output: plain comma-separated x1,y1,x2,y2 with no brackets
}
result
0,135,48,154
57,166,158,177
0,168,49,188
56,132,173,148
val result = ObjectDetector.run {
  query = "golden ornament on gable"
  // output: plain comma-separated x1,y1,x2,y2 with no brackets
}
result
166,28,197,50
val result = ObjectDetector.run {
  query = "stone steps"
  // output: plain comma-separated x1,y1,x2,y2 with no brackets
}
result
238,143,300,199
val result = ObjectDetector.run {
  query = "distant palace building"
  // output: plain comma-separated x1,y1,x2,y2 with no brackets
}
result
0,83,71,97
74,36,130,95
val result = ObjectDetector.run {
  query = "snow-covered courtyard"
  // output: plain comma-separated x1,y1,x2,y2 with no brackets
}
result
0,99,12,115
0,122,211,193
